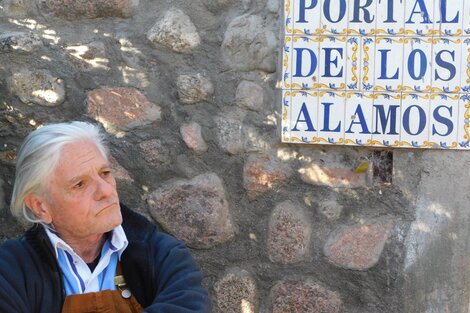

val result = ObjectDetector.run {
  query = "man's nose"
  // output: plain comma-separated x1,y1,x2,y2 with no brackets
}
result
94,176,115,199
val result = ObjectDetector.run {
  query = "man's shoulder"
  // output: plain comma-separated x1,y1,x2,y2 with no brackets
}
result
0,225,53,265
0,237,26,253
0,237,34,271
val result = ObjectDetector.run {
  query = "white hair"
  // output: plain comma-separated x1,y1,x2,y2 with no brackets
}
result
10,121,109,223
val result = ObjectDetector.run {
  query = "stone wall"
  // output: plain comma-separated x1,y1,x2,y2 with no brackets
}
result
1,1,470,313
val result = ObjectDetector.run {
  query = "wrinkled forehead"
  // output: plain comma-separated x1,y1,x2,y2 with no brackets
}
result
48,140,109,184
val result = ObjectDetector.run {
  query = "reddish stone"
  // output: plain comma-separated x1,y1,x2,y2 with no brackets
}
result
86,87,161,131
146,172,236,248
180,122,208,154
41,0,138,19
138,139,170,165
243,153,292,199
268,201,312,264
214,269,258,313
324,220,394,270
271,280,342,313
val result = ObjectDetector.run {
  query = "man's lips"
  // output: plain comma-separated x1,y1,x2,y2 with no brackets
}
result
97,201,120,214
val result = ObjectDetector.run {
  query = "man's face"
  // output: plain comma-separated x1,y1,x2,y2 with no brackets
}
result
38,141,122,242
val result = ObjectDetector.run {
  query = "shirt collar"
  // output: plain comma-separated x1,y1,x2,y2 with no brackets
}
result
44,225,129,260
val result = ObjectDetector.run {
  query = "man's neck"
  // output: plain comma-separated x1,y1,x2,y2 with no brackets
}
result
62,234,106,263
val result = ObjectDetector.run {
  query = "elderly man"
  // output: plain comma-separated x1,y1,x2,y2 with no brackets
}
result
0,121,211,313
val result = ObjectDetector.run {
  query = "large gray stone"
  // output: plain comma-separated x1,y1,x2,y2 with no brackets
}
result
147,8,200,54
221,15,277,72
235,80,264,112
215,114,244,155
176,74,214,104
214,269,258,313
8,69,65,107
147,173,236,248
268,200,312,264
0,32,43,53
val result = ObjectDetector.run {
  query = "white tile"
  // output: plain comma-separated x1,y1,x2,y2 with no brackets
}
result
290,36,321,90
401,37,433,93
317,91,346,144
320,0,348,36
370,93,402,147
289,90,319,143
346,36,361,91
404,0,435,36
291,0,322,35
317,36,347,91
462,38,470,92
464,0,470,36
361,37,375,91
376,0,405,36
282,90,292,142
347,0,376,36
344,92,373,145
373,37,404,92
428,93,460,148
399,93,431,148
456,94,470,149
431,37,462,93
434,0,464,36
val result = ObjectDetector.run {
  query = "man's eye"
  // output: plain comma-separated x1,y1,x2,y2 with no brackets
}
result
102,170,112,177
74,181,84,189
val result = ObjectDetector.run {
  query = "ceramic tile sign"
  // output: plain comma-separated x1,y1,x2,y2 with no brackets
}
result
282,0,470,149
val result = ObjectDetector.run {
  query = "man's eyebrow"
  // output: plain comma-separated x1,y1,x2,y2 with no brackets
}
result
67,164,112,183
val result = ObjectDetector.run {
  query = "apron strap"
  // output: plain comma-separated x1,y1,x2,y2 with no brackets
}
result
61,263,144,313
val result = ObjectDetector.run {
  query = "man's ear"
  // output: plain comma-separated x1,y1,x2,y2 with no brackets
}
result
24,194,52,224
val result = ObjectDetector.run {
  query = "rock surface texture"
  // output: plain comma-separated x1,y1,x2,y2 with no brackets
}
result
147,8,200,53
146,173,236,248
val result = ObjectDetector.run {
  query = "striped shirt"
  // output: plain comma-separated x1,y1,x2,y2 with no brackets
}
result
44,225,128,295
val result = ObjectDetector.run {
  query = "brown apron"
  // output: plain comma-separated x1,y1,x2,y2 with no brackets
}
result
61,263,144,313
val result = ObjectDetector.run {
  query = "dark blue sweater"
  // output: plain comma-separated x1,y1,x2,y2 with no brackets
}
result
0,205,211,313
